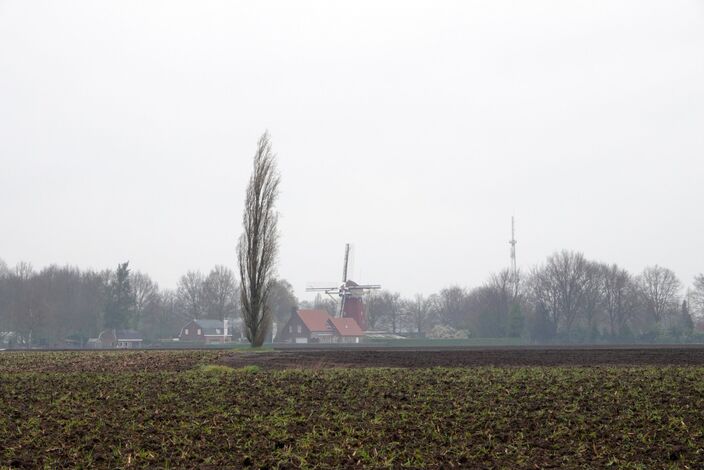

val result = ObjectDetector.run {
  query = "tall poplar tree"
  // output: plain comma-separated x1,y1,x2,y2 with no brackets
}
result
238,132,280,346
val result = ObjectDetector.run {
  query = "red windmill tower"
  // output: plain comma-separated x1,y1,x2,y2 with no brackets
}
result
306,243,381,331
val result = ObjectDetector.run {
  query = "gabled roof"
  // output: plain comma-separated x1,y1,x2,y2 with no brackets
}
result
329,317,364,336
297,309,334,333
192,319,228,336
98,329,143,341
193,319,223,329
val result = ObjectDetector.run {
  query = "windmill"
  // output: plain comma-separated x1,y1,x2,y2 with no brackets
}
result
306,243,381,331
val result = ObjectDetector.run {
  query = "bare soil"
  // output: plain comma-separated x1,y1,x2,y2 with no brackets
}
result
221,345,704,369
3,350,704,467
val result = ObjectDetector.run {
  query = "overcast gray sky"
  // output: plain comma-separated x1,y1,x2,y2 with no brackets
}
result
1,1,703,300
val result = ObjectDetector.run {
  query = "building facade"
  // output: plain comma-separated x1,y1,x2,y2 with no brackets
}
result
179,319,234,344
277,309,363,344
95,329,143,349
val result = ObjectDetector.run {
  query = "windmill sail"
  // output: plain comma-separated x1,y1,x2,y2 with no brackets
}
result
305,243,382,330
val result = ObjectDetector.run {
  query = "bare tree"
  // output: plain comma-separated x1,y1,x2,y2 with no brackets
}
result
637,265,681,323
36,265,82,346
528,251,591,334
489,269,520,303
154,289,185,339
387,292,402,334
131,271,159,329
177,271,205,320
202,265,239,321
0,258,9,278
600,264,637,336
404,294,435,336
238,131,280,347
474,270,516,336
80,270,111,338
580,262,605,337
364,290,401,333
435,286,470,330
14,262,34,281
364,291,386,330
466,285,507,337
9,262,40,346
2,264,43,347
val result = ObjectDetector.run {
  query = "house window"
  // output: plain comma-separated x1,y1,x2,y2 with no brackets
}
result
216,329,221,334
184,328,189,335
289,325,293,333
197,329,202,335
297,325,302,334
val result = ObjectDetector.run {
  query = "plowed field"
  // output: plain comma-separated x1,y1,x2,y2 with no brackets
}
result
223,345,704,369
2,349,704,468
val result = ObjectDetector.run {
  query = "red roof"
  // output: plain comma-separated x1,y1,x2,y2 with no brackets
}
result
297,309,334,333
329,317,364,336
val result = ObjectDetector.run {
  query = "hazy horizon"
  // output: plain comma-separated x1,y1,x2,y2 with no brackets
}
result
1,1,703,300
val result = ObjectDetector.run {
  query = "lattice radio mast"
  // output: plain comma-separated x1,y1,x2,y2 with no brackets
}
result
509,216,518,296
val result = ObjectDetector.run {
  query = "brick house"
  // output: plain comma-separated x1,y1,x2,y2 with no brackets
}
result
276,309,364,344
329,317,365,343
96,329,143,349
179,319,233,344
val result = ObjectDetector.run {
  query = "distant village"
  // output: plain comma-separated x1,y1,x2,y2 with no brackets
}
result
84,308,374,350
2,248,704,350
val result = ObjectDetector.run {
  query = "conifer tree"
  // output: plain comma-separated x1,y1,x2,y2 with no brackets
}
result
104,262,134,329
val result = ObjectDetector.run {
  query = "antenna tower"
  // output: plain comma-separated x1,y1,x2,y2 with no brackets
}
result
509,216,518,295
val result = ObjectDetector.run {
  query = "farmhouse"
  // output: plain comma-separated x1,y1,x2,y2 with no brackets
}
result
277,309,364,344
96,329,143,349
179,319,233,344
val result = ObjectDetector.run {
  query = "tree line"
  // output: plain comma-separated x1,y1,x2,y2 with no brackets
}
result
332,251,703,343
0,258,297,347
0,250,702,347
